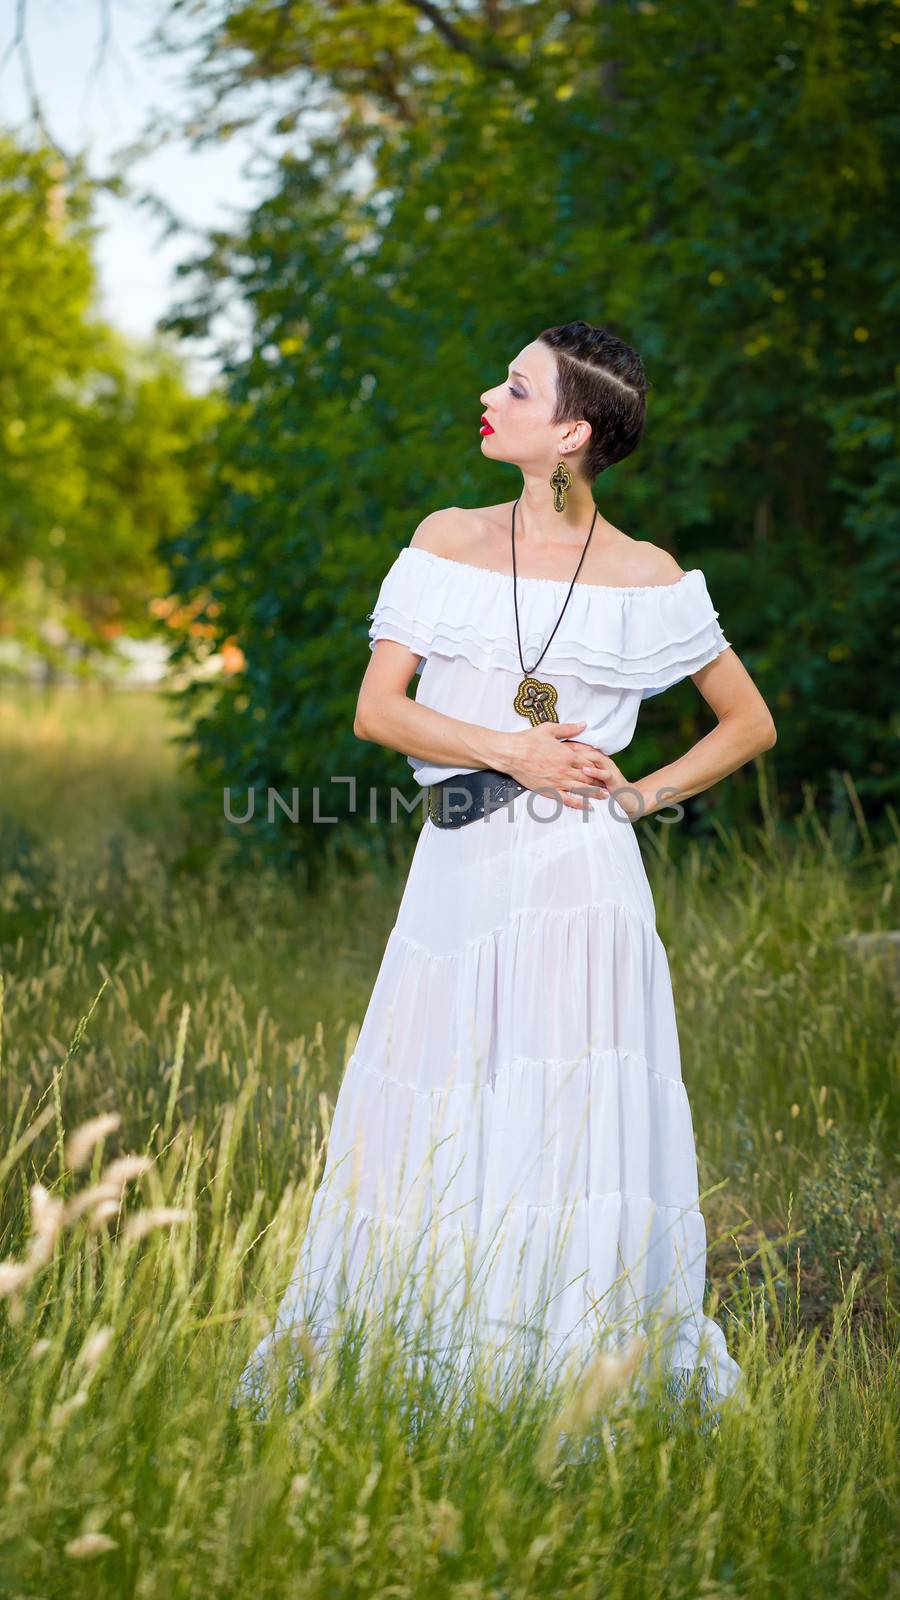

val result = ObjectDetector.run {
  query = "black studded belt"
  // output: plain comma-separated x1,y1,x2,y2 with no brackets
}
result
426,767,528,828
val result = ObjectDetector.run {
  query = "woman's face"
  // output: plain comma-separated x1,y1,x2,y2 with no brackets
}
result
479,339,585,471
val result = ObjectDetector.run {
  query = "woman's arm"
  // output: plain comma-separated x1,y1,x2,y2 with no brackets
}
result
358,509,525,770
584,648,777,820
354,641,601,809
354,637,514,769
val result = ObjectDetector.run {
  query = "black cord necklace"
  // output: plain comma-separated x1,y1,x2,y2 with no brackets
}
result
511,494,598,726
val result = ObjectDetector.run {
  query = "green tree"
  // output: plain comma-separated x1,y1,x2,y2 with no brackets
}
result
0,133,221,672
158,0,898,872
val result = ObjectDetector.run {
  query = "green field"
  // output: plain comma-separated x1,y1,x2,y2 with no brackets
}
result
0,687,897,1598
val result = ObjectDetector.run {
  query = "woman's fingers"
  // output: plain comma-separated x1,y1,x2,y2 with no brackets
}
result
556,779,592,810
541,767,614,810
565,779,608,809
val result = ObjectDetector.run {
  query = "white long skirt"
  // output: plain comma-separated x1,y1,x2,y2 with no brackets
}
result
237,787,742,1412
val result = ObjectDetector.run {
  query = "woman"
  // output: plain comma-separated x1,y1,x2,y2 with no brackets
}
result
238,320,774,1415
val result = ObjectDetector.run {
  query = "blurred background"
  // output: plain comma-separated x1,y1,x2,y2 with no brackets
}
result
1,0,896,882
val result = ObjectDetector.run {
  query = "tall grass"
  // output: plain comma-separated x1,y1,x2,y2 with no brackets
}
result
0,685,896,1596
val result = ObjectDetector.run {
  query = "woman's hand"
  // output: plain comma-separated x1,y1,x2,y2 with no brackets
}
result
572,745,642,820
503,722,641,818
503,721,623,814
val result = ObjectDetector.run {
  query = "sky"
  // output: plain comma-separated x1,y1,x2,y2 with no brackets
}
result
0,0,282,389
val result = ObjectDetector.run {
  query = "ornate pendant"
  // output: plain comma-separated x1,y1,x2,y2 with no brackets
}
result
514,675,560,726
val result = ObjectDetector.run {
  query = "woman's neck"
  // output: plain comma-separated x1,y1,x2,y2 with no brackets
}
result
515,473,601,547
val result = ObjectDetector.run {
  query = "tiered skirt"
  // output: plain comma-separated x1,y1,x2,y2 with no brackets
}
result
238,787,742,1411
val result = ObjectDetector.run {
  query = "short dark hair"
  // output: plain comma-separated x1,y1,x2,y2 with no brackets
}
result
537,320,650,483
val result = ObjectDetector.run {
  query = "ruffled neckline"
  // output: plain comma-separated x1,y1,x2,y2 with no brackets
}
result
367,543,730,699
403,544,700,598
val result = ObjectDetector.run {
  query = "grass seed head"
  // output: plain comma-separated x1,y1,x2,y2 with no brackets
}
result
65,1113,122,1171
65,1532,119,1558
62,1181,123,1224
88,1198,124,1230
78,1326,114,1369
29,1183,65,1264
0,1260,32,1295
535,1335,647,1476
101,1154,153,1187
122,1207,191,1243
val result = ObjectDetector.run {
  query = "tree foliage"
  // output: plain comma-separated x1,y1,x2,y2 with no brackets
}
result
0,133,221,669
157,0,899,873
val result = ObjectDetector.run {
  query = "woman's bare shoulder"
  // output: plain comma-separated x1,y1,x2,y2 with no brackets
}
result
626,543,687,586
407,505,473,558
407,507,685,587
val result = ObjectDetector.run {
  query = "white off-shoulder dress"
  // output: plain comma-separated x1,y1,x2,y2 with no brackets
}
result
238,545,743,1411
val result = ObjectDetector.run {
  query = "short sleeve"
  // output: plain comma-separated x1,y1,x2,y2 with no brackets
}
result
366,550,436,675
637,572,731,699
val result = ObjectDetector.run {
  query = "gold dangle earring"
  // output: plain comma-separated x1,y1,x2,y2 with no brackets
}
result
549,455,573,513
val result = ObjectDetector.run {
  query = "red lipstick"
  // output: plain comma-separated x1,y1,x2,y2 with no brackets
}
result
480,415,495,435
